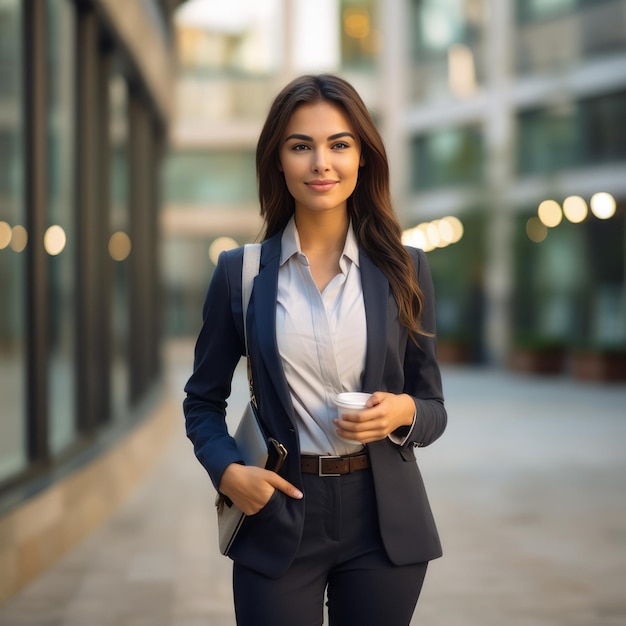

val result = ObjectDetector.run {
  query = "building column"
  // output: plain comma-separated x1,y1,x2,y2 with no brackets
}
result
75,5,101,431
483,0,516,364
24,0,49,462
377,0,410,221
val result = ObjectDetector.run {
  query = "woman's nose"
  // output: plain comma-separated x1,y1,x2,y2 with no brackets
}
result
311,150,329,173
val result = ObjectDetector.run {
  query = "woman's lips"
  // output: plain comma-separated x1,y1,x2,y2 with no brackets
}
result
306,180,338,192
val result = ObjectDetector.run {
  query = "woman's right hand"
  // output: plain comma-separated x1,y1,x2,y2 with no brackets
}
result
218,463,303,515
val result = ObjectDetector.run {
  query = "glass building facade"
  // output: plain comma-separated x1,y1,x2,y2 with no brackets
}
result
165,0,383,337
164,6,281,338
517,90,626,175
0,0,27,482
163,0,626,372
0,0,178,518
400,0,626,368
47,0,77,456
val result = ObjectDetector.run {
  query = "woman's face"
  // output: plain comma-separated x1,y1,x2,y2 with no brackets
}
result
279,101,363,218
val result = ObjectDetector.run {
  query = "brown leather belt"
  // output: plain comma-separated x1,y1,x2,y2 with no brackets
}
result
301,453,370,476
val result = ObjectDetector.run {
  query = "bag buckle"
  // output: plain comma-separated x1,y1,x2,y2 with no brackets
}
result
318,455,341,477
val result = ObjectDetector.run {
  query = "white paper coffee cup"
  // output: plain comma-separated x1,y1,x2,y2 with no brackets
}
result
334,392,371,443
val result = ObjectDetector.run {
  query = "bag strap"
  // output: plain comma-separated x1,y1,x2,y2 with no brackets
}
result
242,243,261,402
242,243,261,353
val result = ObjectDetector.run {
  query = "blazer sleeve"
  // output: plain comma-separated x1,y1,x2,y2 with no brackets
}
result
183,248,247,491
401,247,447,448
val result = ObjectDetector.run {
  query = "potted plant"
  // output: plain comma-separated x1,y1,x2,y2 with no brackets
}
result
509,332,566,374
569,343,626,382
436,329,473,364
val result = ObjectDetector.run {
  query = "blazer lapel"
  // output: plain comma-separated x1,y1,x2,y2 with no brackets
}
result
249,235,296,424
360,249,390,393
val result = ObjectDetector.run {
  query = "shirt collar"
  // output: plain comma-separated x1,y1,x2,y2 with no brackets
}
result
280,216,360,268
279,216,300,266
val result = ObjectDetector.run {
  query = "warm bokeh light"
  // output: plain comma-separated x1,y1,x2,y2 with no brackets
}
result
10,225,28,252
44,225,67,256
443,215,464,243
537,199,562,227
448,43,476,98
343,8,370,39
401,227,427,250
562,195,588,223
426,222,440,247
209,236,238,265
526,217,548,243
0,221,11,249
431,220,450,247
402,216,463,252
419,224,436,252
108,231,132,261
433,218,452,245
590,192,616,220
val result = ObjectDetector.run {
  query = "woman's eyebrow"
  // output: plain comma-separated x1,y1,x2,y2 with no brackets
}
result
284,132,356,142
328,132,356,141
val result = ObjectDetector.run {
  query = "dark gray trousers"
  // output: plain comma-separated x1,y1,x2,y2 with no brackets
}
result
233,468,428,626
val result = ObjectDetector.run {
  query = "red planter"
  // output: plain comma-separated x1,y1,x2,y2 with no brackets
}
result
570,351,626,382
509,348,565,374
437,341,471,364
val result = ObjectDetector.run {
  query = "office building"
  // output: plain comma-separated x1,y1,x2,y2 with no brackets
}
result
166,0,626,376
0,0,183,602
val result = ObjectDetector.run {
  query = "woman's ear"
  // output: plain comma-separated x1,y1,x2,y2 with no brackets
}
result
277,159,283,172
359,154,365,167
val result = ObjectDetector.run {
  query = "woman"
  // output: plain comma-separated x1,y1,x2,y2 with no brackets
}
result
184,74,446,626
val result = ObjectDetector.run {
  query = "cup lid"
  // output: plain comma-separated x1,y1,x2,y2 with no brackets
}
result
335,392,371,407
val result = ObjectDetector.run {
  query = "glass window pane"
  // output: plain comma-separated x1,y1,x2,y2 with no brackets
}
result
110,74,130,421
409,0,485,102
582,91,626,163
517,103,579,175
410,125,484,190
0,0,27,482
516,0,612,23
340,0,377,70
517,91,626,175
517,0,577,22
175,1,282,75
47,0,77,456
513,209,625,346
165,150,257,204
516,0,626,73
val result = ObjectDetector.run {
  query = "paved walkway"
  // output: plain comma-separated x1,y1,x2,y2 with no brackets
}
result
1,340,625,625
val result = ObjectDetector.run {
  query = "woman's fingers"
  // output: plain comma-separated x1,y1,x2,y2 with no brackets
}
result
265,471,303,500
334,392,415,442
219,463,302,515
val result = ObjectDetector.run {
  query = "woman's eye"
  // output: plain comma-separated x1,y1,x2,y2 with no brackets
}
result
332,142,349,150
292,144,310,151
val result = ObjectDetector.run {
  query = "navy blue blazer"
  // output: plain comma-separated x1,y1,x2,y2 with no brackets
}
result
184,230,447,578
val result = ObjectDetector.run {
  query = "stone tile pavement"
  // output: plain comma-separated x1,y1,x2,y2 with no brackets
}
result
0,339,625,625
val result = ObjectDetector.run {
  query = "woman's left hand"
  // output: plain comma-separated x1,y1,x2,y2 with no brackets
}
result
334,392,415,444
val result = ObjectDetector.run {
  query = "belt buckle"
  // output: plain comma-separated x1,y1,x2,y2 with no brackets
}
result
318,455,341,477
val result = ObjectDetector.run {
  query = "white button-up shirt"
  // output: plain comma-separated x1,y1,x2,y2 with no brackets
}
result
276,217,367,456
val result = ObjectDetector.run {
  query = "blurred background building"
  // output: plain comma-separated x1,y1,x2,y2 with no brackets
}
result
0,0,183,603
166,0,626,375
1,0,625,607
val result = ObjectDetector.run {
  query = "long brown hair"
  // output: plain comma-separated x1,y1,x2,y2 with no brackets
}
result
256,74,426,338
